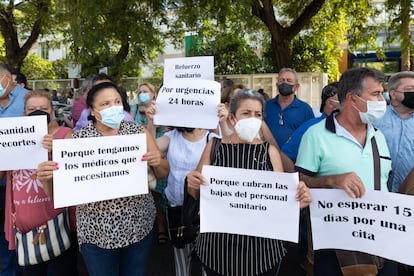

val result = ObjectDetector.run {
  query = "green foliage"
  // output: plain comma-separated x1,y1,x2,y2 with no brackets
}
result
61,0,166,81
21,54,56,79
52,58,70,79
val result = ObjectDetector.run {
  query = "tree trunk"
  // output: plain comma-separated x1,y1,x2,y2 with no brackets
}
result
400,0,411,71
272,38,292,71
0,1,49,72
252,0,326,71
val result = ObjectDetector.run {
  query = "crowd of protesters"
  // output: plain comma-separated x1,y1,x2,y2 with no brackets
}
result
0,62,413,276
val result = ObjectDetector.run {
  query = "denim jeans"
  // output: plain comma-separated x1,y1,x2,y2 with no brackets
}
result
0,180,22,276
81,231,153,276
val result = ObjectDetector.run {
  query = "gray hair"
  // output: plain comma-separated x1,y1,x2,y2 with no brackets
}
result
279,68,299,84
387,71,414,92
0,62,10,75
229,88,265,115
337,67,385,103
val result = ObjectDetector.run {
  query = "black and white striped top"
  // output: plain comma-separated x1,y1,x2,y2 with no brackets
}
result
196,141,286,276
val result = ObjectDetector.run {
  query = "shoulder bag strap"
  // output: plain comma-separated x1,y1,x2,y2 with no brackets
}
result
209,137,221,164
371,136,380,191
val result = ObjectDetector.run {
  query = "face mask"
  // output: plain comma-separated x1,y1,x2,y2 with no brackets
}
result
138,93,151,104
234,117,262,142
401,92,414,109
354,96,386,124
96,105,124,129
28,110,51,124
0,74,9,97
382,92,390,103
277,83,294,96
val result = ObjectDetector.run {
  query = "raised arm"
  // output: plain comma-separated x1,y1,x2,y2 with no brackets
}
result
186,140,213,199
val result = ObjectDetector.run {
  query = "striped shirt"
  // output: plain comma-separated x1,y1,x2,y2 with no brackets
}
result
196,141,286,276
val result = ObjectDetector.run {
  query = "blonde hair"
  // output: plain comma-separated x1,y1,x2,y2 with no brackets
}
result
24,90,53,109
138,82,157,96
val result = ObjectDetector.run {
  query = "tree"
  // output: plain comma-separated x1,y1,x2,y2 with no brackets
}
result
387,0,413,71
61,0,166,82
21,53,55,79
0,0,52,72
173,0,327,72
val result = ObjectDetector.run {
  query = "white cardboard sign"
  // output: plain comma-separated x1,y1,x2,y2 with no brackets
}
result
154,78,220,129
52,134,148,207
0,116,48,170
200,165,300,242
163,56,214,84
310,189,414,266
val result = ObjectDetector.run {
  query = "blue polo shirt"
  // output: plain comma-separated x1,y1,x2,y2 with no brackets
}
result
374,105,414,192
282,113,327,162
264,95,314,147
0,85,28,118
296,112,391,191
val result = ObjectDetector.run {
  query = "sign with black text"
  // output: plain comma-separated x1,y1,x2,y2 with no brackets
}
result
163,56,214,83
52,134,148,207
0,116,48,170
154,78,220,129
200,165,300,242
310,189,414,266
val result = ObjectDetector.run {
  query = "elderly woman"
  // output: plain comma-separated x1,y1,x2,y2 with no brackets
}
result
37,82,169,276
187,89,312,276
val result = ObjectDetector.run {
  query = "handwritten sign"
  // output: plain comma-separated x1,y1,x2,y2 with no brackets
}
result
52,134,148,207
0,116,48,170
200,165,300,242
310,189,414,266
154,78,220,129
163,56,214,84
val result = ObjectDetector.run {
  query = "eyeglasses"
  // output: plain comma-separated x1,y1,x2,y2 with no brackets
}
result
278,112,284,126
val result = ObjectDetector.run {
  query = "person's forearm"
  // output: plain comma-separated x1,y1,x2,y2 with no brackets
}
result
152,158,169,179
299,172,336,189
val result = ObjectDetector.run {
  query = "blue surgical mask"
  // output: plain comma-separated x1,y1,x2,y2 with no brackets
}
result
138,92,151,104
96,105,124,129
0,74,9,97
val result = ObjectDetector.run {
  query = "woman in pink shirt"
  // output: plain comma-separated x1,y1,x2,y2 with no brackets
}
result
0,90,77,276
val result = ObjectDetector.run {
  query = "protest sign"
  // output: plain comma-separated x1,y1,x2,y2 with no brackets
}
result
200,165,300,242
52,134,148,208
154,78,220,129
163,56,214,84
310,189,414,266
0,116,48,170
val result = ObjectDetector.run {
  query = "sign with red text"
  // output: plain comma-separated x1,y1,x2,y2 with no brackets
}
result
200,165,300,242
310,189,414,266
52,134,148,207
0,116,48,170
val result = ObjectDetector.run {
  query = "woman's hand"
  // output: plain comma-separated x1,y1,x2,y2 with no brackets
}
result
187,170,206,191
41,134,54,153
37,161,58,182
145,100,157,121
217,103,229,123
142,150,163,168
37,161,59,197
296,181,312,209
